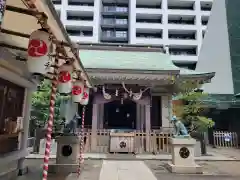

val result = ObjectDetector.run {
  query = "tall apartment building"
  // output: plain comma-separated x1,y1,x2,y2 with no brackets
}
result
52,0,212,69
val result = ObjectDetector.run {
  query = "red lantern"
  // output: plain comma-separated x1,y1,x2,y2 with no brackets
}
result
58,64,73,94
27,29,51,75
72,80,84,103
80,87,90,105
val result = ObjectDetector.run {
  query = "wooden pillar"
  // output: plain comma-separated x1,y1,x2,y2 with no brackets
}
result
161,96,171,128
140,104,145,130
18,88,33,175
145,104,151,152
98,104,104,129
91,104,98,151
136,103,141,130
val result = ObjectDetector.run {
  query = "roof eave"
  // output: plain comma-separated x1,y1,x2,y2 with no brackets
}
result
85,68,180,75
179,72,215,82
44,0,93,87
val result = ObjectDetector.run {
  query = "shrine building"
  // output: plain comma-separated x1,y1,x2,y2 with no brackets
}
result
62,44,215,152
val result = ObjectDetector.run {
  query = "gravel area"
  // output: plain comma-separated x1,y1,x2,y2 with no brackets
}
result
17,159,103,180
144,160,240,180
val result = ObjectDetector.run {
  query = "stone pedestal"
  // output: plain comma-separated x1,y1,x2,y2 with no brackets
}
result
167,138,202,174
49,136,80,174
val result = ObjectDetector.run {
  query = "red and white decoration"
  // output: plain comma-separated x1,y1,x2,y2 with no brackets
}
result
72,80,84,103
80,87,90,105
27,29,52,75
58,64,73,94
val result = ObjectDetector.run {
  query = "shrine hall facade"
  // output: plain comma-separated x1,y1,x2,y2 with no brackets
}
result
60,44,215,151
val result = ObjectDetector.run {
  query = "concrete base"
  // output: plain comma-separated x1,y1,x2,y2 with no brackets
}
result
18,166,28,176
48,164,78,174
48,135,80,175
169,138,203,174
166,163,203,174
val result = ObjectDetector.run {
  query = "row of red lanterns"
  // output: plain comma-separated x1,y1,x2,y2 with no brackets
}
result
27,28,90,105
58,64,89,105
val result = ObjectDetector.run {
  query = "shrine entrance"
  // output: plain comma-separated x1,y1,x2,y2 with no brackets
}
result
104,100,136,129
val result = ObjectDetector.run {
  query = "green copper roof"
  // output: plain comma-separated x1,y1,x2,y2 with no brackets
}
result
179,68,215,77
80,50,179,71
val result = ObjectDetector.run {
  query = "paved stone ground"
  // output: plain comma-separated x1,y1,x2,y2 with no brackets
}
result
17,159,103,180
16,159,240,180
99,160,157,180
207,147,240,160
145,160,240,179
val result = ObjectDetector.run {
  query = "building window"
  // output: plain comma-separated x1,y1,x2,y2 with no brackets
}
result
103,6,128,12
102,30,127,38
116,31,127,38
116,19,128,25
102,18,128,25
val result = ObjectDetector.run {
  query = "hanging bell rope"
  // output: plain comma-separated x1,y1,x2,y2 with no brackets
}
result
42,48,60,180
77,105,86,177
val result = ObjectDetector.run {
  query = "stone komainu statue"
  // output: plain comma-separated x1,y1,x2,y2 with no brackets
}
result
63,112,81,135
171,115,190,137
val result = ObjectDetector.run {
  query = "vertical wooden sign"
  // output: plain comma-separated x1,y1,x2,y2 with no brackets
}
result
0,0,6,28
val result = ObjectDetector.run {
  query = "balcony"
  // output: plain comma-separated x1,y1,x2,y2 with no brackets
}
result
136,3,161,9
101,18,128,29
202,30,205,38
52,0,61,5
135,1,162,15
136,8,162,15
168,30,197,45
168,0,194,10
66,26,95,43
136,14,163,30
101,30,128,43
102,6,128,17
67,5,94,12
171,55,197,63
201,16,209,26
135,30,163,45
169,46,198,62
68,0,94,6
65,11,94,27
168,15,195,25
200,1,212,11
